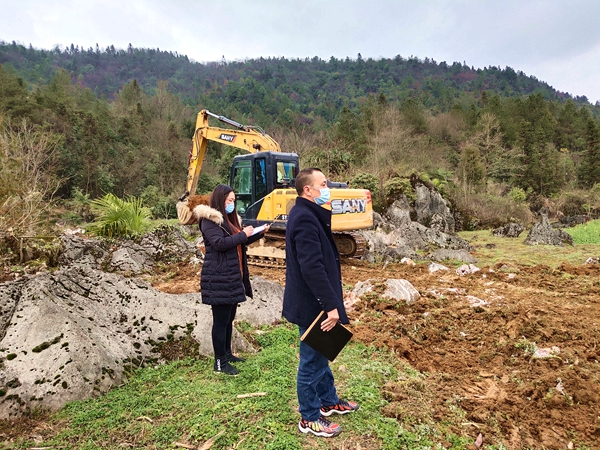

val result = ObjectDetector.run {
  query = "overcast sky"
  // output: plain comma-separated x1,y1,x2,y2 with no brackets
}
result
2,0,599,104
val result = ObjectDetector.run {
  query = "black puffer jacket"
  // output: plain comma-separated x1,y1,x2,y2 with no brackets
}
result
195,205,262,305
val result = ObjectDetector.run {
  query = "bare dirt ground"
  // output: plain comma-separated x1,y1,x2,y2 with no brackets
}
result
154,258,600,449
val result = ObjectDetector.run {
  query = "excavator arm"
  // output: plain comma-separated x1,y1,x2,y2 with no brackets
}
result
184,110,281,197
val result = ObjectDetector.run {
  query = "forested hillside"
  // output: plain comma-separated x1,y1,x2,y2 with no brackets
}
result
1,41,600,239
1,41,597,122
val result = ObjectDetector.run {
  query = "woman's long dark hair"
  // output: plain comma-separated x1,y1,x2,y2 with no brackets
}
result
209,184,242,231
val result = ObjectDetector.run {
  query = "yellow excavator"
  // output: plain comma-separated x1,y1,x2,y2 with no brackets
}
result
177,110,373,265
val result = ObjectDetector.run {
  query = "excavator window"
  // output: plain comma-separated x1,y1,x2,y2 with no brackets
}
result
255,158,267,198
276,161,297,186
232,160,252,213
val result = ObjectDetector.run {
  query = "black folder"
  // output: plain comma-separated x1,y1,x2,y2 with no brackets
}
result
300,311,353,361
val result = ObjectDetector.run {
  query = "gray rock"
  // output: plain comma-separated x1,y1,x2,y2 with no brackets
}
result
361,221,472,257
110,242,155,272
414,181,455,233
59,227,201,274
524,215,574,246
382,245,420,262
237,276,283,326
428,262,450,273
58,235,110,269
383,198,412,228
352,279,420,305
0,266,257,419
493,222,525,238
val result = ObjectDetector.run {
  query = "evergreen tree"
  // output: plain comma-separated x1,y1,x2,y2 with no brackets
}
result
579,119,600,187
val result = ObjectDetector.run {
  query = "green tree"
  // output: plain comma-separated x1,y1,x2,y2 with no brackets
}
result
579,119,600,187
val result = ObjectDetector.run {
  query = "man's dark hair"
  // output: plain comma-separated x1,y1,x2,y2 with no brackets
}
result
209,184,242,231
295,168,322,196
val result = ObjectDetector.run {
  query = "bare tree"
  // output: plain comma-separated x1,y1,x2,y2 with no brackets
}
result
0,118,62,235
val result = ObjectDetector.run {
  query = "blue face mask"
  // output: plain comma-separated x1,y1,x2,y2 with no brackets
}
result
225,203,235,214
314,187,331,206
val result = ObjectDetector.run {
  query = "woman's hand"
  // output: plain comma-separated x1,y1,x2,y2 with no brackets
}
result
243,226,254,237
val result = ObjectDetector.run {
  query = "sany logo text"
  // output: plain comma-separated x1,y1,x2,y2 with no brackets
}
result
331,198,367,214
219,133,236,143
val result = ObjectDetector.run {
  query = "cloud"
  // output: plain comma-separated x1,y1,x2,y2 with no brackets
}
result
1,0,599,102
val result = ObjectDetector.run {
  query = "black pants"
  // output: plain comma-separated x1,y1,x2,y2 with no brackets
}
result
211,304,237,359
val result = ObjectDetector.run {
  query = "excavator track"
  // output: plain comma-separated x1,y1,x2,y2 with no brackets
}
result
247,255,286,268
333,231,367,259
246,231,366,268
246,232,287,268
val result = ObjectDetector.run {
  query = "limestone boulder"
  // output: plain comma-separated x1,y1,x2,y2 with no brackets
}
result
236,276,284,326
0,266,254,419
493,222,525,238
524,215,574,246
59,226,202,274
351,279,420,305
428,249,477,264
413,178,455,233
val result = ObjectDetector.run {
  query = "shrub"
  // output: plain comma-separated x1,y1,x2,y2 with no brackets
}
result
453,191,534,229
139,185,176,219
350,172,379,195
196,173,220,195
509,187,527,203
383,177,416,204
555,191,590,217
88,193,151,237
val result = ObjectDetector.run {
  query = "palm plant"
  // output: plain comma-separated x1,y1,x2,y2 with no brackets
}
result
89,193,151,237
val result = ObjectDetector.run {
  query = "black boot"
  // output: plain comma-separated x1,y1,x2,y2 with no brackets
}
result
225,351,246,363
214,358,239,376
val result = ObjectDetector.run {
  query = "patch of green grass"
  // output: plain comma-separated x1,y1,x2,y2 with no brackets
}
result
3,323,475,449
564,219,600,244
458,228,600,268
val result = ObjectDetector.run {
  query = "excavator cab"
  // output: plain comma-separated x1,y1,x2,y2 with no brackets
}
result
230,151,299,221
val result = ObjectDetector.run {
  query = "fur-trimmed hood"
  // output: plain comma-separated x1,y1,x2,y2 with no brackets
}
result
193,204,223,225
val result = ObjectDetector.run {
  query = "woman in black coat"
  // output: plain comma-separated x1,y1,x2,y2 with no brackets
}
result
194,184,268,375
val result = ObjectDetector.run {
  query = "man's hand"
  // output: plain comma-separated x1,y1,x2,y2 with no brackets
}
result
321,308,340,332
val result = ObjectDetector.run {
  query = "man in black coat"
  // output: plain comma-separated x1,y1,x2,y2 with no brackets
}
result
283,168,359,438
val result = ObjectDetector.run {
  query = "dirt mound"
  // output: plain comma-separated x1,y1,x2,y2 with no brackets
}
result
343,261,600,449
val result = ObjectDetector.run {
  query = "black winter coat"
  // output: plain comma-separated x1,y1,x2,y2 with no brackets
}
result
282,197,348,328
195,205,262,306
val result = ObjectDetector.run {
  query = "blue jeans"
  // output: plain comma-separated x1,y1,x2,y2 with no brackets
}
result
297,326,339,421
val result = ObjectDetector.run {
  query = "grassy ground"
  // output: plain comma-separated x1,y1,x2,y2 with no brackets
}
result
3,324,477,450
458,220,600,268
